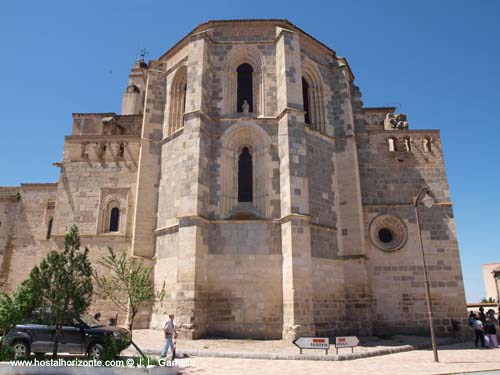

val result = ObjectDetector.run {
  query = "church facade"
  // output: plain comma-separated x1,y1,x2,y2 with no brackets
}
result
0,20,467,340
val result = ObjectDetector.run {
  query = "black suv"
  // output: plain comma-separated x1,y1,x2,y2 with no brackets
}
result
4,312,130,359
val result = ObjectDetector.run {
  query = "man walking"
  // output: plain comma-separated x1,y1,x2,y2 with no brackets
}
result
161,313,177,359
473,314,486,348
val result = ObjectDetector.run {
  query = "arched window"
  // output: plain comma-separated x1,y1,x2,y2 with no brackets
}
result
46,217,53,240
109,207,120,232
238,147,253,202
301,64,325,132
220,124,273,218
168,66,188,134
237,64,253,113
302,77,311,124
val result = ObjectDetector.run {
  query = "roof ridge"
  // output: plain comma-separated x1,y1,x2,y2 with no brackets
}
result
157,19,336,62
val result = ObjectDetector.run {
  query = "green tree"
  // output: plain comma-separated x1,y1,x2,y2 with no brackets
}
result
481,297,496,303
93,247,164,358
0,278,40,335
30,225,93,357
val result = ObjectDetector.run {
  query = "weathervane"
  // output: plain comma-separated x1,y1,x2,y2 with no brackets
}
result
139,48,149,62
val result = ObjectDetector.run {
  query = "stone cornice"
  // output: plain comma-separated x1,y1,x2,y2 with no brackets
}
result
304,126,355,143
154,213,337,236
183,109,213,122
51,233,132,239
276,107,305,121
161,127,184,144
64,134,141,142
363,107,396,113
20,183,57,187
368,129,441,135
363,201,453,207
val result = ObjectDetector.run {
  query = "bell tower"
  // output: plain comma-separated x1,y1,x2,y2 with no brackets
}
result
121,60,148,115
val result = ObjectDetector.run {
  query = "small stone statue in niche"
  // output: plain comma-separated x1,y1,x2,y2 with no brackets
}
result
403,138,411,152
423,137,431,152
388,138,396,152
242,100,250,115
80,142,89,158
384,113,409,130
118,142,126,158
98,141,107,158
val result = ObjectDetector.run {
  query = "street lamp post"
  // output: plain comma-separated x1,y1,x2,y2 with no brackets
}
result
413,186,439,363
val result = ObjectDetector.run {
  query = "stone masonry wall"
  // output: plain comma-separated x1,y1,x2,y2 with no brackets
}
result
311,258,347,336
206,222,282,339
358,110,467,335
0,184,56,292
52,113,142,324
208,25,277,117
0,188,19,287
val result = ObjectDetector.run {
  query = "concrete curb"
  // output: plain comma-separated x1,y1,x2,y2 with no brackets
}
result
140,338,461,362
142,345,416,361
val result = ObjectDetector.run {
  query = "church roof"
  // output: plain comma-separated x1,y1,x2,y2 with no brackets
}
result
157,19,339,63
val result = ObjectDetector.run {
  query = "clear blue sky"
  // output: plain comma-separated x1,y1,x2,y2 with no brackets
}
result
1,0,499,302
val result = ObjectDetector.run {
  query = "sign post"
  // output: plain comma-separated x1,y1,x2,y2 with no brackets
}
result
293,337,330,355
335,336,359,354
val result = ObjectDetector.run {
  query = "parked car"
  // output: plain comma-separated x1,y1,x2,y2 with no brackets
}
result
4,311,130,359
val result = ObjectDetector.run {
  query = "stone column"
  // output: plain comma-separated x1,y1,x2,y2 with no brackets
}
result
332,63,372,334
276,27,315,340
130,69,165,260
129,68,166,328
332,64,366,258
172,34,211,338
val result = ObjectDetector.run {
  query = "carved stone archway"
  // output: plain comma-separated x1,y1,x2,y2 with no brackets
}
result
302,62,325,132
219,123,272,217
222,47,264,116
167,65,187,135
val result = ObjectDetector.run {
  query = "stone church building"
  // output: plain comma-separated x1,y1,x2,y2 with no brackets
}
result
0,20,467,340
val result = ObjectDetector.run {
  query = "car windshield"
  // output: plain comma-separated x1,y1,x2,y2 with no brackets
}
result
79,314,104,328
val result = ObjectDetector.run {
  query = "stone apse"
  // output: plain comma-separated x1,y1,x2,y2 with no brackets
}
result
0,19,467,340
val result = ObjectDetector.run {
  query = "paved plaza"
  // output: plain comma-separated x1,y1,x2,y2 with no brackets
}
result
131,328,440,357
129,329,500,375
177,343,500,375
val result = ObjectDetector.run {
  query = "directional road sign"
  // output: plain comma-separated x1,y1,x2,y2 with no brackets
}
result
293,337,330,354
335,336,359,353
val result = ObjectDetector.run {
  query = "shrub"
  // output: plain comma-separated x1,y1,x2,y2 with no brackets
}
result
0,343,15,361
101,334,129,361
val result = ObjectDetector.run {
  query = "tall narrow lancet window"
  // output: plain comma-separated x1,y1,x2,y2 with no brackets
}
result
46,217,53,240
109,207,120,232
237,63,253,113
238,147,253,202
182,83,187,114
168,66,188,134
302,77,311,124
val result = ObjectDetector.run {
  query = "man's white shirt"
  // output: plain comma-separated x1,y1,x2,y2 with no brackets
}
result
164,319,174,334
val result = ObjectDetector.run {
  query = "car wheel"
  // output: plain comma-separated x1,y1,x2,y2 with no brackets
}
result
12,340,30,359
88,343,104,359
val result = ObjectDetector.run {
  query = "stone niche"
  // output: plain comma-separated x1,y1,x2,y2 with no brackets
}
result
218,123,274,218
